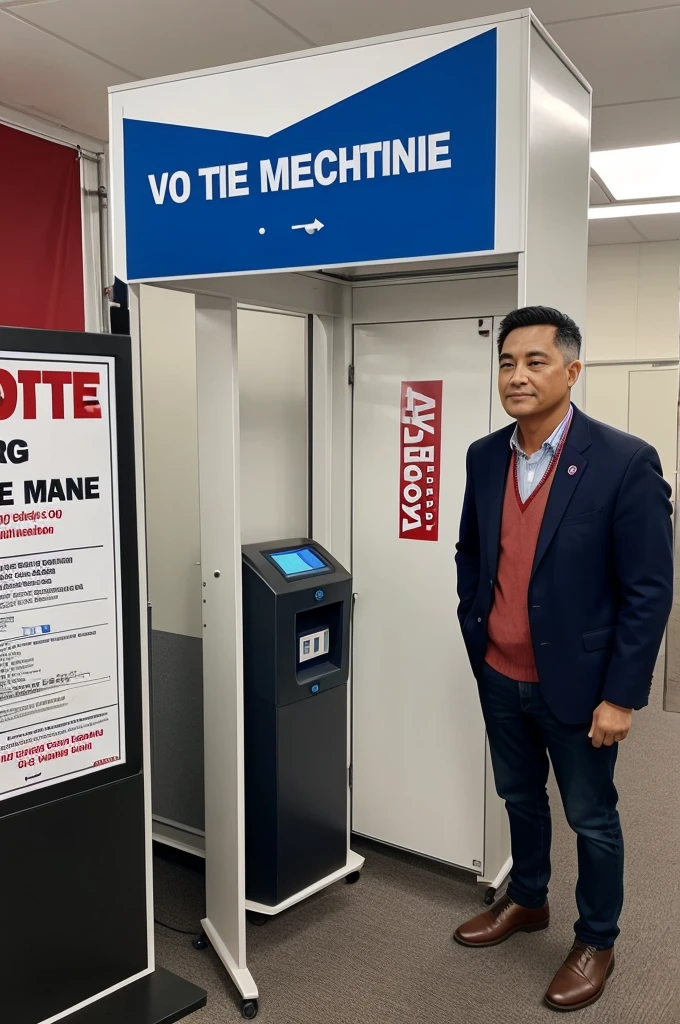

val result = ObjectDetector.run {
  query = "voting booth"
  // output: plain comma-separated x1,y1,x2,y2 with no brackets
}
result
0,327,205,1024
109,9,591,1014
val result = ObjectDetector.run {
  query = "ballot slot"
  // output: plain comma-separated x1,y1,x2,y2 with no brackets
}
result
296,602,342,684
299,628,330,664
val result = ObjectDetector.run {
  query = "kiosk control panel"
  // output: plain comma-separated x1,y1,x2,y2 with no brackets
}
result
242,539,352,906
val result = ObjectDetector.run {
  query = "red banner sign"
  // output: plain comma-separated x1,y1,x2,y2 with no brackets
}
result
399,380,443,541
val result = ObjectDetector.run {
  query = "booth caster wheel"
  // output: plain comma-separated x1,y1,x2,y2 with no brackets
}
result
345,871,361,885
192,932,209,951
246,910,269,926
483,887,497,906
241,999,259,1019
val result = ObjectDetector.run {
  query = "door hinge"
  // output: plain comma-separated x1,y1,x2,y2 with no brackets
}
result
348,364,355,386
348,763,353,789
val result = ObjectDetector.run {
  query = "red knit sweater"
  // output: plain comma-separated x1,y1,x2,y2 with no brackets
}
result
485,455,557,682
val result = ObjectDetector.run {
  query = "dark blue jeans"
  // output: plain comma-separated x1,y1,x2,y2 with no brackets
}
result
479,663,624,949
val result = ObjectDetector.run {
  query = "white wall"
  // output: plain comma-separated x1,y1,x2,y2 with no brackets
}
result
585,241,680,495
587,241,680,363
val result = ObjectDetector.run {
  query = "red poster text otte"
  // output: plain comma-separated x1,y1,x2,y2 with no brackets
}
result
0,369,101,420
399,380,443,542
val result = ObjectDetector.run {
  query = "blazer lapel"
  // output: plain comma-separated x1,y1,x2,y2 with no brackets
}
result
486,430,513,578
531,408,592,577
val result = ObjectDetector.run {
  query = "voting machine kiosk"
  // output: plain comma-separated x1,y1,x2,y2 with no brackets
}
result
109,9,591,1014
242,540,354,911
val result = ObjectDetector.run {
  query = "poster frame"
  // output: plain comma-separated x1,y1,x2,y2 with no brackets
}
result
0,326,142,821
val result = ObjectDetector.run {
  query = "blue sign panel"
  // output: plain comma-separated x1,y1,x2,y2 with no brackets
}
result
123,29,497,280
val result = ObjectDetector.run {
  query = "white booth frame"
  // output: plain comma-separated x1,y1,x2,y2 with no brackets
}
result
113,9,591,1009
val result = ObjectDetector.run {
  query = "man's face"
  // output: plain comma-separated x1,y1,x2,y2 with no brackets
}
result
498,325,581,419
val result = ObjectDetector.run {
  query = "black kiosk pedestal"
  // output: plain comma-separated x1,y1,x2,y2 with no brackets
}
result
0,327,205,1024
242,539,352,908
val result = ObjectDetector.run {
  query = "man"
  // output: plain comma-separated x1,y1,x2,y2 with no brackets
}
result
454,306,673,1011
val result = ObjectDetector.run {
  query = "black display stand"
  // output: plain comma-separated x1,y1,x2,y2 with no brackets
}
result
67,969,206,1024
0,327,205,1024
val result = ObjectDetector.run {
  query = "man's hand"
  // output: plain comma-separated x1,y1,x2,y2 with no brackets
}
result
588,701,633,748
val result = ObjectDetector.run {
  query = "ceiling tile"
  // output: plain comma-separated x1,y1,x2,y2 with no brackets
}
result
255,0,680,46
550,7,680,107
588,219,646,245
0,11,134,138
541,0,680,21
592,98,680,151
629,213,680,242
8,0,312,79
3,0,679,156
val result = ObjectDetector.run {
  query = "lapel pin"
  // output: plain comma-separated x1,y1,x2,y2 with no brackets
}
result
568,465,578,476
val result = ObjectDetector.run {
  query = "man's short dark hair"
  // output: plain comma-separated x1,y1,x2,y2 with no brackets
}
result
497,306,582,363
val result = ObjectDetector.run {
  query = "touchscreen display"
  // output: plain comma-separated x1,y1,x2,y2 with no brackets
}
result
269,546,328,578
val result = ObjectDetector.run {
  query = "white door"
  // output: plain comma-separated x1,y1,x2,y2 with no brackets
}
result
352,318,492,871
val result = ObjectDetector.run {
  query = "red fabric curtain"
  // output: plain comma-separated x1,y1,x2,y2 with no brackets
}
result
0,124,85,331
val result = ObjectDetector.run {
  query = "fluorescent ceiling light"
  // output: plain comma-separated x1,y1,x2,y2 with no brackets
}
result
589,201,680,219
591,143,680,200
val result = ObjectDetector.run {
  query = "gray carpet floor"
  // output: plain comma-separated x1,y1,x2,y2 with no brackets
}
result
154,671,680,1023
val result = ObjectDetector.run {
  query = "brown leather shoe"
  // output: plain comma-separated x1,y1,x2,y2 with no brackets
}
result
545,942,615,1011
453,893,549,947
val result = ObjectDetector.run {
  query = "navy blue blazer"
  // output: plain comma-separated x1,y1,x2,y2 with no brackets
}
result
455,406,674,724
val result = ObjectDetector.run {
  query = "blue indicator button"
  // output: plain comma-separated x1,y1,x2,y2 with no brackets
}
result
311,683,320,694
315,590,324,602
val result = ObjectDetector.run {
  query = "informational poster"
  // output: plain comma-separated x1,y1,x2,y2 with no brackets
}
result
399,380,443,542
0,354,124,801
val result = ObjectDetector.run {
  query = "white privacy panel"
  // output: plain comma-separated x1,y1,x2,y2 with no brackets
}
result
521,27,590,410
140,284,202,639
238,308,308,544
352,317,492,870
